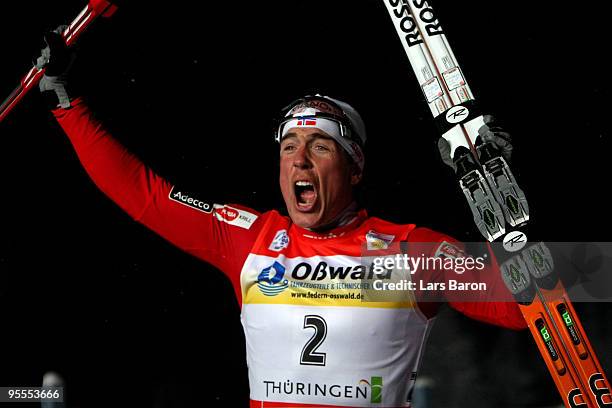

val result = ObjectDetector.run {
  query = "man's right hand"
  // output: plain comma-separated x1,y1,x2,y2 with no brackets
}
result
36,25,76,109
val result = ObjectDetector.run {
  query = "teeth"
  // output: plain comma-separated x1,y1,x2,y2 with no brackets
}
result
295,181,313,187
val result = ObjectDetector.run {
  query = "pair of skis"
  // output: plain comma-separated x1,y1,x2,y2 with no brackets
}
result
382,0,527,243
381,0,611,406
0,0,117,124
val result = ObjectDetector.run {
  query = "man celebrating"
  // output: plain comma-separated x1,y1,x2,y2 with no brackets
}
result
39,29,524,407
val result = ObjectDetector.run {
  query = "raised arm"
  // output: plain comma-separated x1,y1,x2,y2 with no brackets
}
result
37,28,262,301
51,97,264,301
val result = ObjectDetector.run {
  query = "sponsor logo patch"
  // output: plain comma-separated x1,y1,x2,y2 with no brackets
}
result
168,186,213,213
366,230,395,250
434,241,466,259
257,261,289,296
269,229,290,252
358,376,384,403
263,376,383,402
215,206,239,222
212,204,258,230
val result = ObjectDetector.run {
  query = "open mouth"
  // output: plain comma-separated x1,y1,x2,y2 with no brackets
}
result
294,180,317,212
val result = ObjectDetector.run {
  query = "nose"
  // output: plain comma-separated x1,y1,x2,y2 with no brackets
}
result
293,145,312,169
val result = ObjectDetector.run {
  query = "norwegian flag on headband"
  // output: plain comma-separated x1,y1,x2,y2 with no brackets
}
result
296,118,317,126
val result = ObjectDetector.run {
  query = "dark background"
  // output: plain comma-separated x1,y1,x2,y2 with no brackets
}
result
0,0,610,407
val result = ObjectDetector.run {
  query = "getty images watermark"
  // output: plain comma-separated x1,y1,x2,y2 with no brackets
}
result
358,240,612,303
357,240,498,303
370,251,487,291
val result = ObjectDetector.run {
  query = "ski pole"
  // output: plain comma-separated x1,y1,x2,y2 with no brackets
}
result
0,0,118,124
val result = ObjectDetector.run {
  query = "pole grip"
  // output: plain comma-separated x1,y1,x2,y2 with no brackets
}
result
0,0,118,124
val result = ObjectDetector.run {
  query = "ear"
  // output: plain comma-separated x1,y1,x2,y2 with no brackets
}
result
350,164,363,186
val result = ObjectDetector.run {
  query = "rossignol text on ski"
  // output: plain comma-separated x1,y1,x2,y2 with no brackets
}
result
382,0,611,406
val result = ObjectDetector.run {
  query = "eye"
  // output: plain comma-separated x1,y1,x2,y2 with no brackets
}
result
282,144,296,152
313,144,330,151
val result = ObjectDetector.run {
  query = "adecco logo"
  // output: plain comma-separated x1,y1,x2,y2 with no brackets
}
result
168,187,213,214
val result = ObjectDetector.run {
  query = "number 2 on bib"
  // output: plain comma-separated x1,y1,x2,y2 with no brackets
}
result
300,315,328,366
